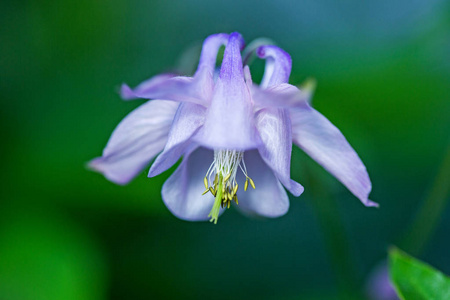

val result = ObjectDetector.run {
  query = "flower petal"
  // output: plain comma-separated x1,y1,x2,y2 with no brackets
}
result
196,33,229,75
235,150,290,217
121,33,229,106
88,100,179,185
242,37,276,65
252,46,310,109
255,108,304,196
199,32,261,150
257,45,292,88
120,73,176,100
291,102,378,207
148,102,206,177
120,75,210,106
162,147,223,221
251,83,310,108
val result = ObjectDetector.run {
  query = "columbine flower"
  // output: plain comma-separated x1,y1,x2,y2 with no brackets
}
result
89,32,377,224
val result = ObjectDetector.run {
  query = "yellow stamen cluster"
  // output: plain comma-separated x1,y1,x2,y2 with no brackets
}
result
203,173,239,209
202,149,255,224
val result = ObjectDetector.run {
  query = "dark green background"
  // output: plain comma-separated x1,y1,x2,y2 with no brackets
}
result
1,0,449,299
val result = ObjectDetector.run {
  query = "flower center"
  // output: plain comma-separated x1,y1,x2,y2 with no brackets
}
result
203,149,255,224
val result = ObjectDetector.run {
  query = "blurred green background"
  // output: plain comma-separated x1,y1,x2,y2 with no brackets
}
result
1,0,449,299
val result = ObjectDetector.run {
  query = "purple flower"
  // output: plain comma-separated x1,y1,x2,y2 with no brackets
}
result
89,32,377,223
366,262,399,300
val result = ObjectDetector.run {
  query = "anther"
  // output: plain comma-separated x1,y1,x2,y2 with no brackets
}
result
233,184,238,194
204,149,256,223
224,173,231,183
249,178,256,189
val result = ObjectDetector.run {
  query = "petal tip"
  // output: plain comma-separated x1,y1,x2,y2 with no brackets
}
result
229,32,245,50
120,83,135,100
147,166,158,178
289,180,305,197
256,46,266,58
364,199,379,208
86,157,131,186
296,185,305,197
86,157,103,172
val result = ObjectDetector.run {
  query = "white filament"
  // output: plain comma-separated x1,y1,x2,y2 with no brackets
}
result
206,149,248,188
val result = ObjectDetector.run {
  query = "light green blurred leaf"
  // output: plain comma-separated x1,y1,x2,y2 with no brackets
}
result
0,208,107,300
389,247,450,300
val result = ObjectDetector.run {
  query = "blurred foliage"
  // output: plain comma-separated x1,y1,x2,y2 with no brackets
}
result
389,248,450,299
0,206,107,300
0,0,449,299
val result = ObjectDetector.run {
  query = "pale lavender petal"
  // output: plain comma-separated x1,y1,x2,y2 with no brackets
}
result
242,37,275,65
218,32,246,79
162,148,224,221
120,73,175,100
235,150,290,217
121,34,229,106
256,108,304,196
257,45,292,88
251,83,310,109
120,75,210,106
89,100,179,185
291,102,378,207
148,102,206,177
200,32,261,150
252,46,309,109
195,33,229,75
